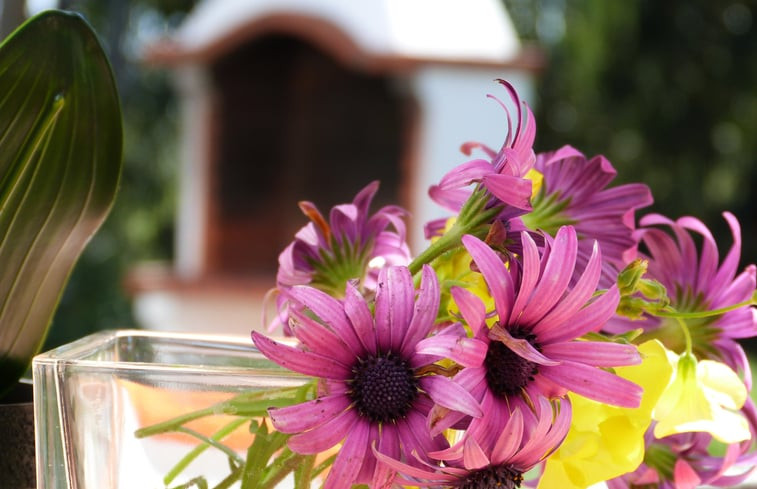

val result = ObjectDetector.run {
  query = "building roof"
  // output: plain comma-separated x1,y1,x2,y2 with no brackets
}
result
145,0,541,71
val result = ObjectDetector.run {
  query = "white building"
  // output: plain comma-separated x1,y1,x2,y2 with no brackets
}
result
129,0,543,335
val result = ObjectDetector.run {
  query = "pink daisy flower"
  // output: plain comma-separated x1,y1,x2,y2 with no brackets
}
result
375,396,571,489
524,145,653,286
418,227,642,434
272,181,411,331
607,212,757,388
252,265,482,489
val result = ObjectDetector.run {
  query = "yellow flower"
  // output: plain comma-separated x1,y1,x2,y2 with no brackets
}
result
539,340,672,489
652,350,749,444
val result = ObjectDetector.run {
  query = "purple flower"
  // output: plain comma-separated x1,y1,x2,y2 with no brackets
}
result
272,181,411,330
375,396,571,489
606,420,756,489
418,226,642,434
425,80,536,237
524,145,653,286
606,212,757,388
252,265,482,489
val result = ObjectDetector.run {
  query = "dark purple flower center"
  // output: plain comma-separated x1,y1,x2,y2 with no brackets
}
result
484,327,539,398
459,464,523,489
348,352,418,423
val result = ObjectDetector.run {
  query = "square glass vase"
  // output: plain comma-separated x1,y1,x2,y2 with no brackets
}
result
33,329,306,489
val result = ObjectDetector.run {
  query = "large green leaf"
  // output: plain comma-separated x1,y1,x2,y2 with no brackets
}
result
0,11,122,396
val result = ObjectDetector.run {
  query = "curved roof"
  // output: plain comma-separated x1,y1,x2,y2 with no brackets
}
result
146,0,538,70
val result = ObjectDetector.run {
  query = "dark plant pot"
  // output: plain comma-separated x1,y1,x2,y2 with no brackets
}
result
0,381,36,489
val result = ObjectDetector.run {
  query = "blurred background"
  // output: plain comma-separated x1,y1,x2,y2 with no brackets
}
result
6,0,753,349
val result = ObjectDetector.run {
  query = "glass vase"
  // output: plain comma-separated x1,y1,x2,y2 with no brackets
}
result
33,329,307,489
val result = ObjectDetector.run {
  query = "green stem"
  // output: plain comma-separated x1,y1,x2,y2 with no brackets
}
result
312,454,337,478
652,296,756,320
164,418,249,486
135,387,304,439
136,406,218,439
176,426,245,467
676,317,693,356
211,467,243,489
294,455,316,489
262,453,306,489
408,193,502,275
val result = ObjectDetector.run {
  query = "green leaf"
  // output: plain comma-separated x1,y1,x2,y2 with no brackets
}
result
0,10,122,396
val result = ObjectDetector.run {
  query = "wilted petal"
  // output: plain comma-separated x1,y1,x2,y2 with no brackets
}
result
288,408,358,454
489,324,559,366
269,394,350,433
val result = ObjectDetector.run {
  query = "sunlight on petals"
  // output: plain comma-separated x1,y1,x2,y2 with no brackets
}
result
652,350,750,444
538,340,672,489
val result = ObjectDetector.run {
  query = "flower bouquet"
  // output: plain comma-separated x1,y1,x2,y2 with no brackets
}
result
138,80,757,489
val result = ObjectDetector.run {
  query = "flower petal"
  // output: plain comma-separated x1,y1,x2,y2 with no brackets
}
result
288,286,363,353
463,437,490,470
537,285,620,344
482,173,533,210
541,341,640,367
289,307,356,365
489,324,559,366
374,266,414,352
324,418,370,489
490,407,524,465
539,360,642,408
518,226,577,326
450,286,487,337
252,332,351,379
462,234,514,321
401,265,441,357
535,239,602,329
269,394,351,433
343,281,377,355
420,374,483,417
415,334,486,368
509,231,540,320
674,459,702,489
288,408,359,454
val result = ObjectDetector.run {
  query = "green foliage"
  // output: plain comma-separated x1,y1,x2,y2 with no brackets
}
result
507,0,757,255
45,1,192,348
0,10,122,395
